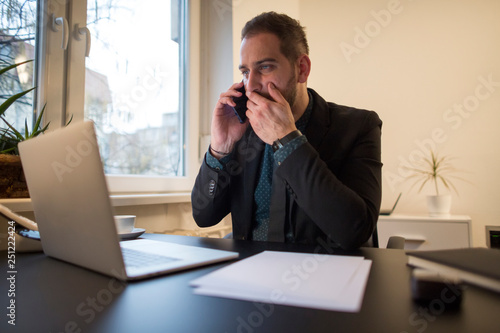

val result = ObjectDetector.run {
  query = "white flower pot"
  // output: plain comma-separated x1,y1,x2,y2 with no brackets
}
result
426,194,452,217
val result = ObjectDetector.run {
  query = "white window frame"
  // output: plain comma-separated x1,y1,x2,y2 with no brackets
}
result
36,0,201,194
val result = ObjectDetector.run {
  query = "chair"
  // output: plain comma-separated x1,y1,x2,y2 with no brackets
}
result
371,226,405,249
386,235,405,249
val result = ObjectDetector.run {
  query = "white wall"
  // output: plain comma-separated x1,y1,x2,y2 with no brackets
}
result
233,0,500,247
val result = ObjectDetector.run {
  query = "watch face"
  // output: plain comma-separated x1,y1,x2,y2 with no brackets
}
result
272,140,282,152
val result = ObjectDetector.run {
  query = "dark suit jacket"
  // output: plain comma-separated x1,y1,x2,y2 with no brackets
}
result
191,88,382,250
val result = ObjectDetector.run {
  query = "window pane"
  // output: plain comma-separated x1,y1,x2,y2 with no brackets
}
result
85,0,184,176
0,0,37,136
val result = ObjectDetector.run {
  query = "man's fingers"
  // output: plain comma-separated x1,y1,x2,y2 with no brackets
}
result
218,82,244,108
267,82,286,104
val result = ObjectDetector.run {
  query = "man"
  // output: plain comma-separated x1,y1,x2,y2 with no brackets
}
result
191,12,382,250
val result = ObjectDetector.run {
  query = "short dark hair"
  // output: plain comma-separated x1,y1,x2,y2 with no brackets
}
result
241,12,309,64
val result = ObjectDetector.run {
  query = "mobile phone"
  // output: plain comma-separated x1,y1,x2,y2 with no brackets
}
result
231,84,248,123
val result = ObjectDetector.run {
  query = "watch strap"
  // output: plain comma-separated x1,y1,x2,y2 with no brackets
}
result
271,130,302,152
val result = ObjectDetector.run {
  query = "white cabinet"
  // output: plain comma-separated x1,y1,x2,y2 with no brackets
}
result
378,215,471,250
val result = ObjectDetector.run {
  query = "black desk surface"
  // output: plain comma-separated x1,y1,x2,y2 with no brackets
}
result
1,234,499,333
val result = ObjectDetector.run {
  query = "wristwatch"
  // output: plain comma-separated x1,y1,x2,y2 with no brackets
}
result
271,130,302,152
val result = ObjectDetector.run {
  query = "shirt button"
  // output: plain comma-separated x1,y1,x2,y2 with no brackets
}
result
208,180,216,196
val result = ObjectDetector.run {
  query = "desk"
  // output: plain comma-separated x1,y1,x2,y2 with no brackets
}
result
1,234,499,333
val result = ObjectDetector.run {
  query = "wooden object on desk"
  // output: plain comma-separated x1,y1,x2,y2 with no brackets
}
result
378,214,471,250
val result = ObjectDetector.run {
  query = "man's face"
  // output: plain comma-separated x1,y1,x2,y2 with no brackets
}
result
239,33,298,108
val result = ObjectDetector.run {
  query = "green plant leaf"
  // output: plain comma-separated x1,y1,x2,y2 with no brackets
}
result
24,118,29,139
0,87,36,117
0,147,16,154
0,60,33,76
0,60,53,155
0,104,50,154
27,123,49,139
29,105,48,138
66,114,74,126
0,60,35,118
1,117,25,141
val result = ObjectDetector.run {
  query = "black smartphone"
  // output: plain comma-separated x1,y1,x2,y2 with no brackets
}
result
231,84,248,123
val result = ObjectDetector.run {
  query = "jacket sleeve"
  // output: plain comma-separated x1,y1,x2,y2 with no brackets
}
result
275,110,382,250
191,155,232,227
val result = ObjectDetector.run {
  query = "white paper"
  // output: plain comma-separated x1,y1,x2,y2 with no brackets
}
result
190,251,372,312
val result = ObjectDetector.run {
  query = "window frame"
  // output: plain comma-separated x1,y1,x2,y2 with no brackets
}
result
37,0,201,194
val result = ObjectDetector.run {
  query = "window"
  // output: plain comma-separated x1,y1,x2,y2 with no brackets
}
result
85,0,185,178
0,0,37,133
1,0,201,194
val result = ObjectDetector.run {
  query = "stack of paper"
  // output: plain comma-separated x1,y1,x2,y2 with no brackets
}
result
190,251,372,312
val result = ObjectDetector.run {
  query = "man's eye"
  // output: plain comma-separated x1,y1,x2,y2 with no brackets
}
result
241,70,249,77
260,65,273,72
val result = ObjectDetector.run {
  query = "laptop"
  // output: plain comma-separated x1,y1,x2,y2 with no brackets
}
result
18,121,238,281
379,193,402,216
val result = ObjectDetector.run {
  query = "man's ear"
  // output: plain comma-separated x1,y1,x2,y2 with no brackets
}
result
297,54,311,83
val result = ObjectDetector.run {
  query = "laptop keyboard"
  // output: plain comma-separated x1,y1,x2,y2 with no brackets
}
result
122,247,179,268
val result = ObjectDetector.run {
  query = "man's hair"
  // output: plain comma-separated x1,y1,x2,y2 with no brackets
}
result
241,12,309,64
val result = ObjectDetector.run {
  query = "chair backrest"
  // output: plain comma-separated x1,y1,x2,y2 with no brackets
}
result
386,236,405,249
364,226,405,249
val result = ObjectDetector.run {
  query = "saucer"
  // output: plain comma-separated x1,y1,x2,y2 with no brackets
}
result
119,228,146,240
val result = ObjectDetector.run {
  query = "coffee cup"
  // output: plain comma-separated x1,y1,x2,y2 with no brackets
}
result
114,215,136,234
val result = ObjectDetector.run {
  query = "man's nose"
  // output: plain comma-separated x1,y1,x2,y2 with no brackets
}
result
245,71,261,93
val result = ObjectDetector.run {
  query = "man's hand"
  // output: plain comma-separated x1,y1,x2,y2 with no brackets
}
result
246,83,297,145
210,82,249,158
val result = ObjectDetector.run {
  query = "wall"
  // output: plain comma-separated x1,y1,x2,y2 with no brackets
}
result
232,0,500,247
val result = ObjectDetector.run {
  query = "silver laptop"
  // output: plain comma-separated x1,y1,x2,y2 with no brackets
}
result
379,193,402,216
18,121,238,280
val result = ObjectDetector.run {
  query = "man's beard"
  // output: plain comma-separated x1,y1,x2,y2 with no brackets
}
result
282,71,298,109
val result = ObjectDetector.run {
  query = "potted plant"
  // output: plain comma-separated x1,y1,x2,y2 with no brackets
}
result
405,150,465,217
0,60,48,198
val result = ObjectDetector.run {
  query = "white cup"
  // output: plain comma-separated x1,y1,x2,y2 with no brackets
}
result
114,215,136,234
